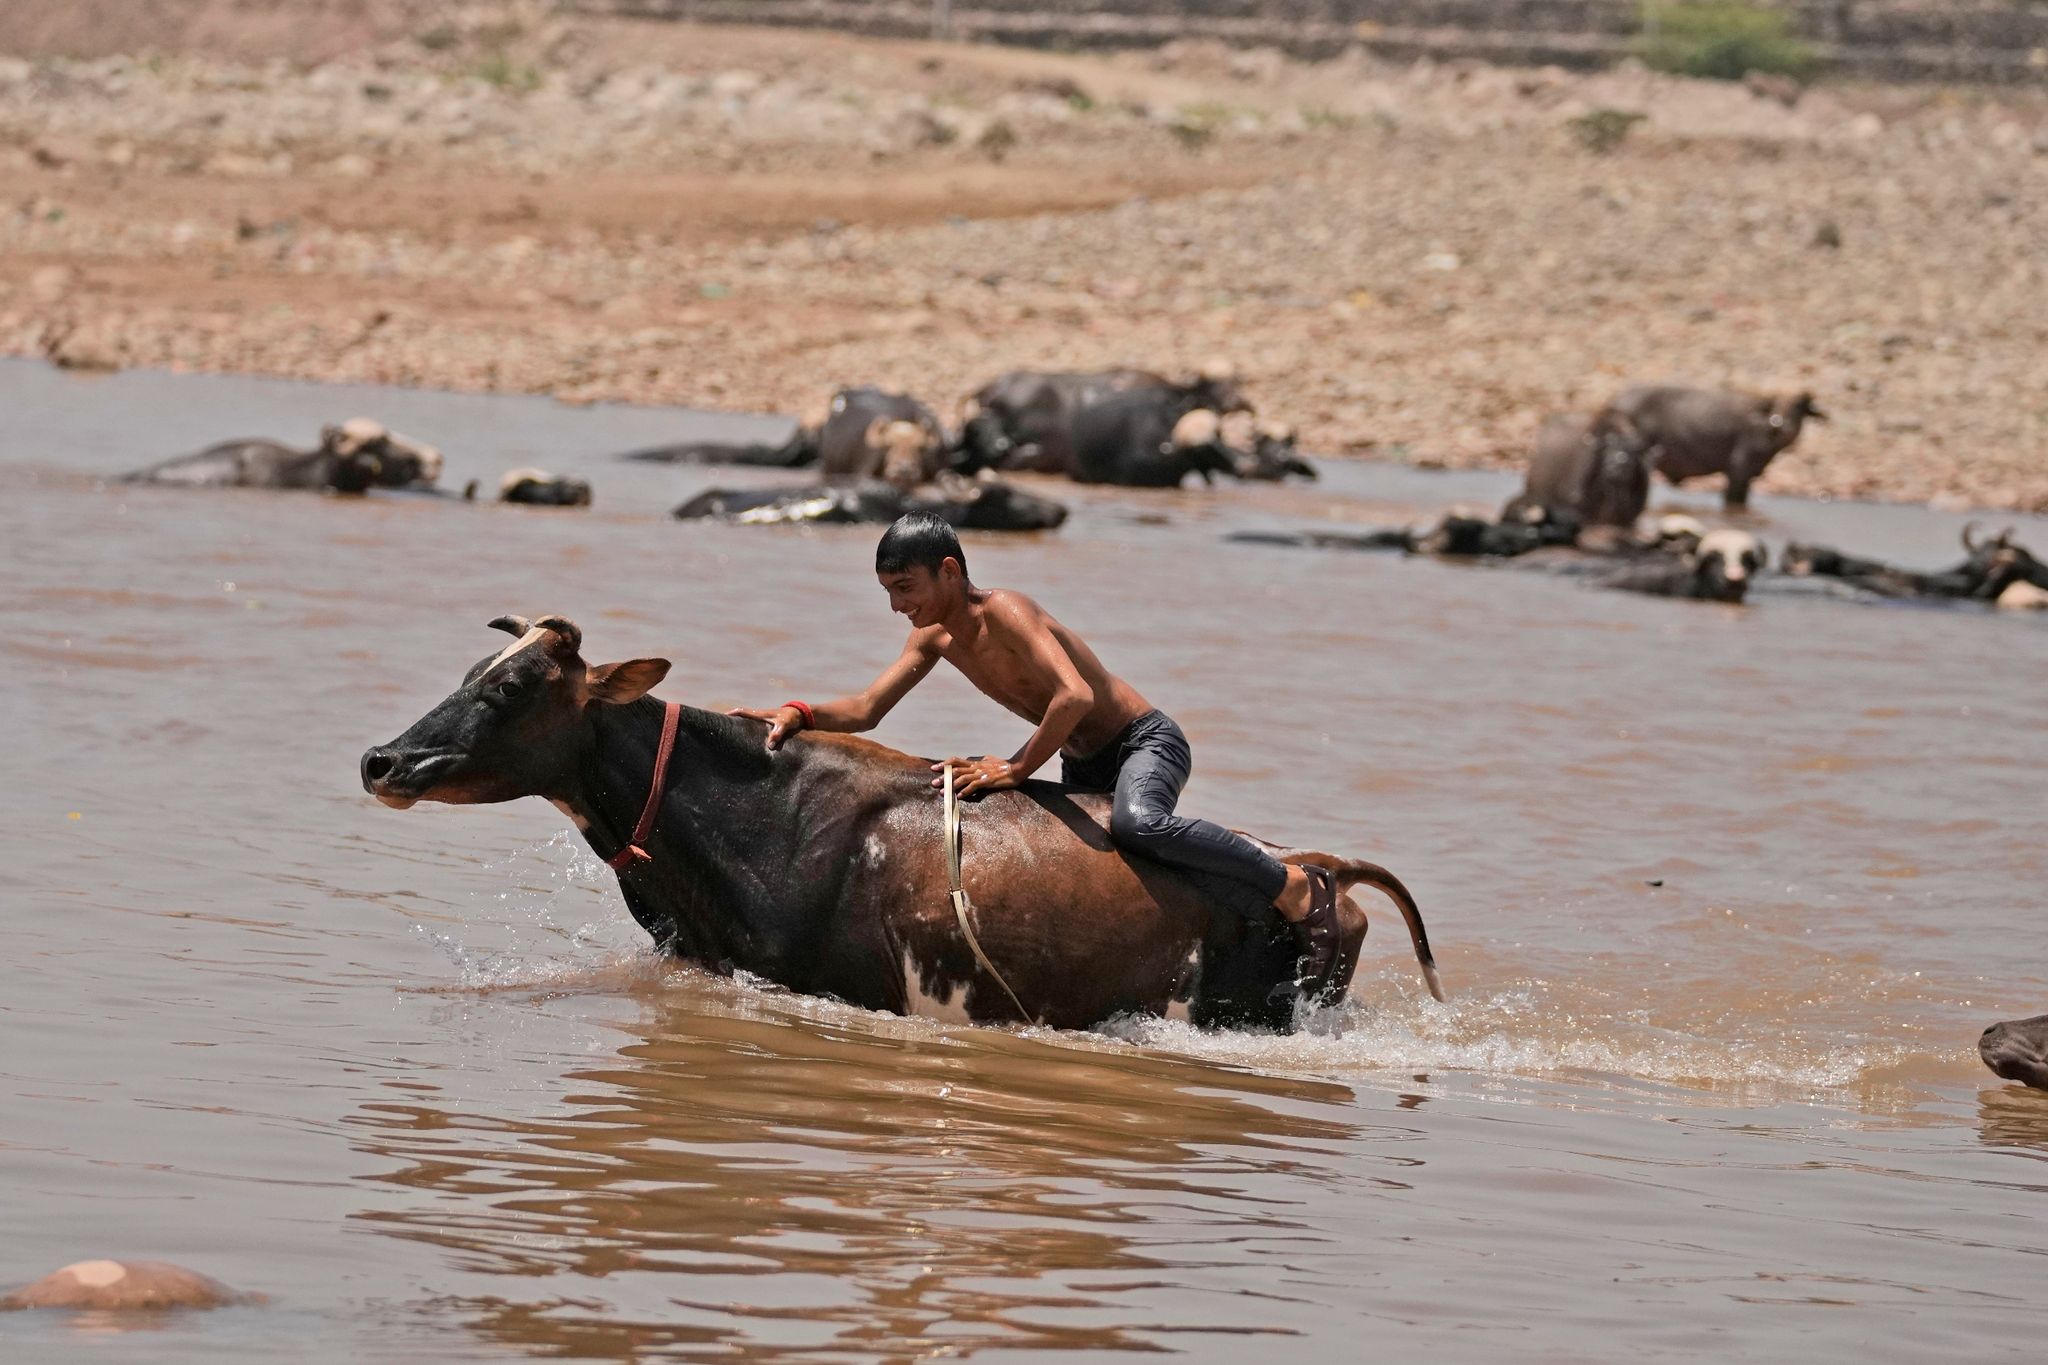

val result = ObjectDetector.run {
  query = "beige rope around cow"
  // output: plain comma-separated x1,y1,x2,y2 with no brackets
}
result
942,761,1035,1024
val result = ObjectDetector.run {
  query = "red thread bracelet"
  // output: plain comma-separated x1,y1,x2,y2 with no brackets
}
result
781,700,815,730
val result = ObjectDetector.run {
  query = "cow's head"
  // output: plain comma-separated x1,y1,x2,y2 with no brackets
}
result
360,616,668,808
868,418,940,492
954,410,1014,474
325,418,444,488
1692,529,1765,603
1758,391,1824,454
1962,523,2043,598
1981,1014,2048,1090
1233,422,1318,482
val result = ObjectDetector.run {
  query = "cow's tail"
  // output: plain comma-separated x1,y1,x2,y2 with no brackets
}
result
1328,858,1445,1002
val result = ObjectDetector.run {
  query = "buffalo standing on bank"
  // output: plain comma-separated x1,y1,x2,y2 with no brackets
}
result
1607,386,1825,509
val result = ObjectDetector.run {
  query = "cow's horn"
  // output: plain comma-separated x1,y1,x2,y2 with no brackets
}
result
1962,521,1982,553
533,615,583,651
488,615,533,637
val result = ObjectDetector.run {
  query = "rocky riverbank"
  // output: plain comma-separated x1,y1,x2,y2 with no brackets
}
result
3,2,2044,508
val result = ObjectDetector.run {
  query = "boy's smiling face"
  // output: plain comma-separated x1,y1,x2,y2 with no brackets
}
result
878,559,964,628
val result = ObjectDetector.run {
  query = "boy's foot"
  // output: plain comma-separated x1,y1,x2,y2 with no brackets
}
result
1288,865,1342,988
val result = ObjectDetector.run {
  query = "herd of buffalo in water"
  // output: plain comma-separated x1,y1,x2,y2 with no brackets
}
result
117,366,2048,614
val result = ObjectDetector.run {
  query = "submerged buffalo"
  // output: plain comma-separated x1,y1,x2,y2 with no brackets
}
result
674,473,1068,533
120,418,443,494
1596,528,1764,603
963,364,1253,480
360,616,1442,1030
1502,411,1654,529
1783,525,2048,607
498,468,592,507
1981,1015,2048,1090
620,387,951,485
1606,386,1825,509
1068,400,1241,488
1228,506,1581,560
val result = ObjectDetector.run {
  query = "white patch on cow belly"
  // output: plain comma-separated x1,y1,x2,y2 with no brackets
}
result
548,799,590,831
1164,946,1200,1023
900,947,974,1025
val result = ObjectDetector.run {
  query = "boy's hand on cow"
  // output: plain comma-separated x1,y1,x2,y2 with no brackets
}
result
728,705,804,750
933,756,1018,797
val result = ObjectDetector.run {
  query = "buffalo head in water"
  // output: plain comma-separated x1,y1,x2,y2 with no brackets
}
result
324,419,443,489
1981,1015,2048,1090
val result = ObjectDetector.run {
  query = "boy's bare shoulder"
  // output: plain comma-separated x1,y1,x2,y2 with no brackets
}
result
980,587,1052,626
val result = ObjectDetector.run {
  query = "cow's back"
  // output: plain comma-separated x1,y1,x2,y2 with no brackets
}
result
1610,386,1754,482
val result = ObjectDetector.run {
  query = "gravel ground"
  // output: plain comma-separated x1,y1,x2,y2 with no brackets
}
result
2,3,2044,508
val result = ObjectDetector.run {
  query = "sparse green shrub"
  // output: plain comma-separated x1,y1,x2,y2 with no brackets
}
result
1167,101,1233,151
469,53,540,93
1568,107,1647,154
1637,3,1814,81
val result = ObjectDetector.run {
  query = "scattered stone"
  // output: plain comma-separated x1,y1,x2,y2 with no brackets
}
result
1743,72,1803,108
28,266,78,303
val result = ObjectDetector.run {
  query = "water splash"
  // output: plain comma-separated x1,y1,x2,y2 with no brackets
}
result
408,831,646,991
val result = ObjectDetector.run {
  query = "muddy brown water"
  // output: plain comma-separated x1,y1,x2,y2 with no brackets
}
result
3,359,2046,1362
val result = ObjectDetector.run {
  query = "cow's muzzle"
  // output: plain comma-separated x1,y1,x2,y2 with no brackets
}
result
359,745,454,808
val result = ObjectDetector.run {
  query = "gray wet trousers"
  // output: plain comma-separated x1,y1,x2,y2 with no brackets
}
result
1060,710,1288,922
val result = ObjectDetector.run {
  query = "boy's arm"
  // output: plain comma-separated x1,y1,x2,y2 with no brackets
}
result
938,601,1094,796
729,631,939,750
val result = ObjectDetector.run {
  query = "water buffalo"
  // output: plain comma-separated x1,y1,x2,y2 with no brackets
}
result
360,616,1442,1031
1501,411,1655,529
1981,1015,2048,1089
1783,525,2048,604
119,418,443,494
498,468,592,507
1606,386,1825,509
1227,506,1580,559
815,387,949,489
619,429,814,468
1067,400,1243,488
1596,528,1764,603
673,472,1068,532
964,364,1251,478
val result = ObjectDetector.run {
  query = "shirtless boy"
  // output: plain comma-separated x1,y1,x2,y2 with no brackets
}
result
731,512,1341,983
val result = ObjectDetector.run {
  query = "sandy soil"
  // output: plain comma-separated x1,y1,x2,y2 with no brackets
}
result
2,2,2044,508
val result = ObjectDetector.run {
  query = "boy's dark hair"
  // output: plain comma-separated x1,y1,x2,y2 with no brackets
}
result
875,512,967,579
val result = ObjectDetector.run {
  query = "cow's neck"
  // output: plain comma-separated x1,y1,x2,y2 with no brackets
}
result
560,697,808,965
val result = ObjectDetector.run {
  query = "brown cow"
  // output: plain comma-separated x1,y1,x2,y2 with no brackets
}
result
360,616,1442,1032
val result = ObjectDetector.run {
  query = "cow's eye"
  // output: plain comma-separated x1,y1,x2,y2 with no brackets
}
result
495,680,522,700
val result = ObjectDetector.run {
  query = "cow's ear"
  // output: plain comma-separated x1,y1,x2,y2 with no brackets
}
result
586,658,670,704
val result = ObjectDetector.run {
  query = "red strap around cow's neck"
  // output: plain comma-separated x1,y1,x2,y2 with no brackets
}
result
605,700,682,872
